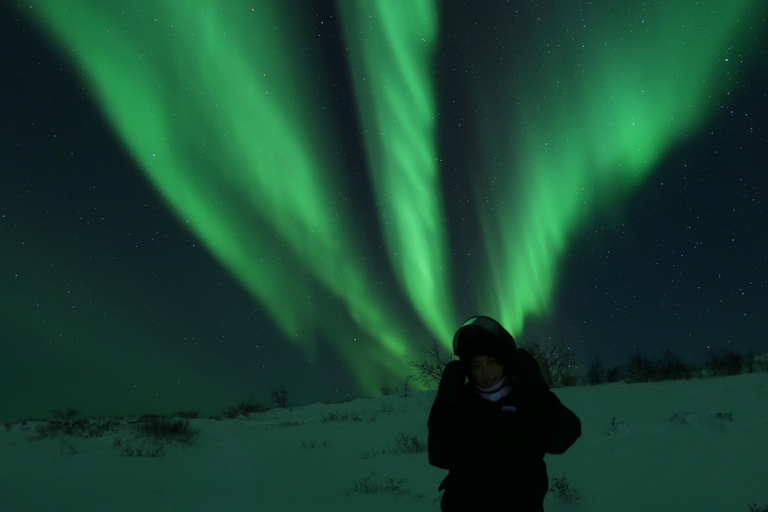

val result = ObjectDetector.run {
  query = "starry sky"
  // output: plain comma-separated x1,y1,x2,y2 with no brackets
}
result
2,1,766,422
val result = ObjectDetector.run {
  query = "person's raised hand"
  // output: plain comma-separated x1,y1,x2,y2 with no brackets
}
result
437,360,466,402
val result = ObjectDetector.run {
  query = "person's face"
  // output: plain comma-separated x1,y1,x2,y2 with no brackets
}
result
470,356,505,388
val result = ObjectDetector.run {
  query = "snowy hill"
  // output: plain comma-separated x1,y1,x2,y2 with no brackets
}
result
2,372,767,511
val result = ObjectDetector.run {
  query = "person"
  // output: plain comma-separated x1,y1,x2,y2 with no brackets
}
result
428,316,581,511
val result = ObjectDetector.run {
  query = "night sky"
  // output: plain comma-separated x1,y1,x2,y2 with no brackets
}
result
2,1,766,422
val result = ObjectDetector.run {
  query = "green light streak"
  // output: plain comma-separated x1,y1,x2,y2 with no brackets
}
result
27,1,420,394
23,0,763,392
338,0,455,343
470,1,761,334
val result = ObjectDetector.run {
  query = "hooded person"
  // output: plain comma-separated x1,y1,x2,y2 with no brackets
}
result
428,316,581,512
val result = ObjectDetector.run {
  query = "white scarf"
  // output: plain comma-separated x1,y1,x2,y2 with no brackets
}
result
474,376,512,402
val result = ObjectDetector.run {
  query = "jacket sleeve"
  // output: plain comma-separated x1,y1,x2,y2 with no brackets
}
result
428,397,455,469
537,391,581,454
427,360,465,469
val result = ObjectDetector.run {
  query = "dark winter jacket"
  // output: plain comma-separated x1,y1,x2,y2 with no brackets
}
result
428,360,581,511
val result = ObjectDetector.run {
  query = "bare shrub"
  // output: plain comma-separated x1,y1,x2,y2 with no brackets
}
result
270,385,288,408
708,349,744,376
519,337,577,388
33,415,120,440
134,416,199,446
656,351,692,381
756,353,768,373
112,438,165,457
346,471,423,499
224,396,266,418
549,475,582,503
625,353,656,383
403,339,455,390
606,365,623,382
320,411,339,423
586,358,604,385
390,433,427,454
301,438,329,449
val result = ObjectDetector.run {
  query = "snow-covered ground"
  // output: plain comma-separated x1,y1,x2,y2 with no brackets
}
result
2,372,767,511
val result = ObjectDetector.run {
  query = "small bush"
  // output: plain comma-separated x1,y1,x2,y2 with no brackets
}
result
755,353,768,373
390,433,427,454
399,378,412,398
301,438,328,449
403,340,455,390
708,349,744,376
656,351,691,381
744,352,756,373
224,399,266,418
346,472,423,499
749,502,768,512
33,416,120,440
112,437,165,458
608,417,630,437
519,337,577,388
605,365,623,383
134,417,199,445
270,385,288,408
625,353,656,383
320,411,339,423
586,358,604,385
549,475,581,503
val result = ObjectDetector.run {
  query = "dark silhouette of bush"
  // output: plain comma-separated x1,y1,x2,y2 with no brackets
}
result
520,337,577,388
270,385,288,408
625,354,656,383
390,432,427,454
346,471,424,499
112,437,165,457
605,365,623,383
134,416,199,445
744,352,756,373
34,410,120,440
586,358,604,385
224,397,266,418
656,350,691,381
707,349,744,376
623,351,693,383
403,339,454,390
549,475,582,503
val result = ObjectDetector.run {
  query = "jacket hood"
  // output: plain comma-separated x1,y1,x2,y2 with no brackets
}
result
453,316,516,363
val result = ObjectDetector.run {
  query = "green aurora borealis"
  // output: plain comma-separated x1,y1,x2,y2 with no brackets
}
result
3,0,766,418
